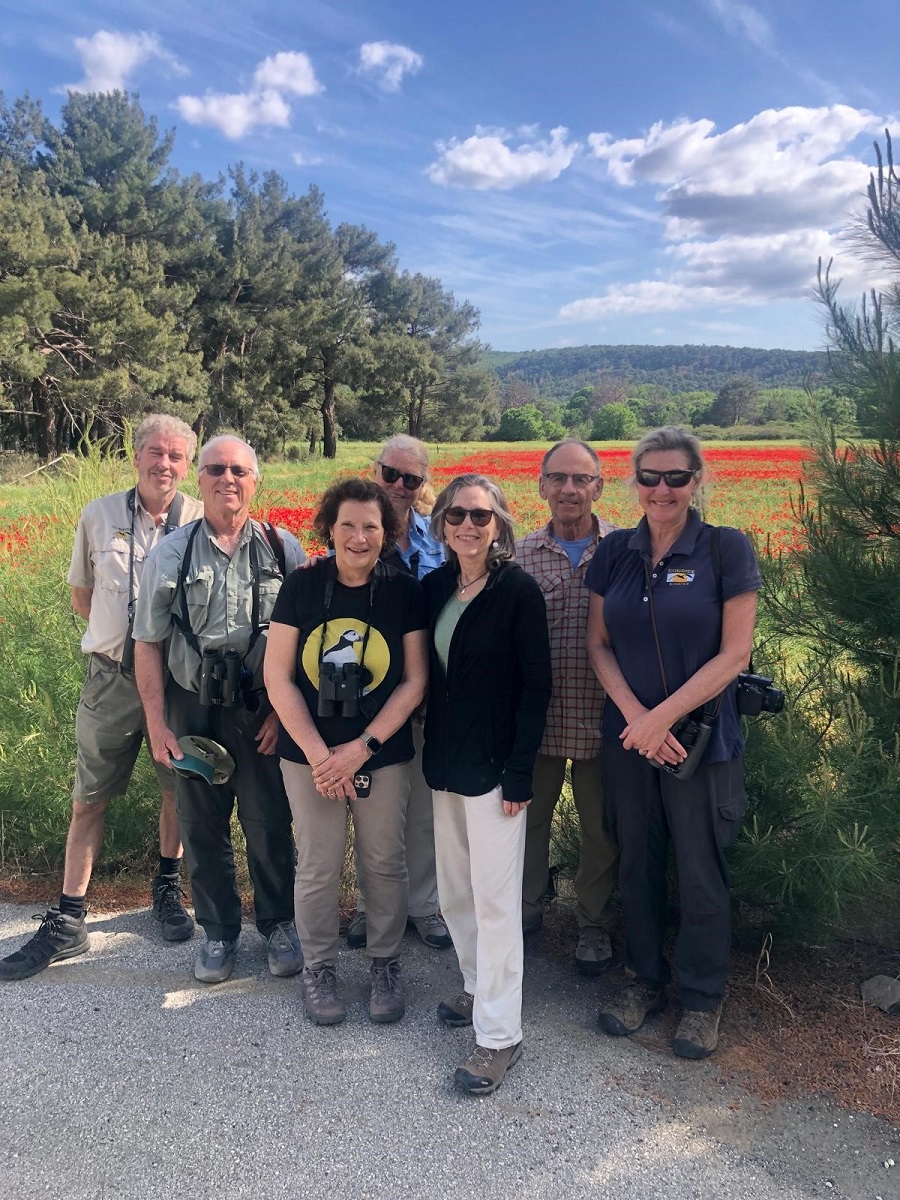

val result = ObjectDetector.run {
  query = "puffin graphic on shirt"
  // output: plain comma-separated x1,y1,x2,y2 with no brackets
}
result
301,620,391,693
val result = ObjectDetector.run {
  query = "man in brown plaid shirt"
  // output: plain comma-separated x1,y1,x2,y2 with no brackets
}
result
515,439,619,974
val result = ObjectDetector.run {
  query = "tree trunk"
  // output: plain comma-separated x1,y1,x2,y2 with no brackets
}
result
308,426,317,455
410,383,427,439
321,377,337,458
32,377,57,459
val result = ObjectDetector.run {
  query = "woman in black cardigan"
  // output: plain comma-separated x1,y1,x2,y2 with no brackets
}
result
422,473,551,1096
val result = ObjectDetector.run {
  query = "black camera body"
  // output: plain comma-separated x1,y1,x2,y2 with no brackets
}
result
199,647,242,708
737,672,785,716
318,661,368,718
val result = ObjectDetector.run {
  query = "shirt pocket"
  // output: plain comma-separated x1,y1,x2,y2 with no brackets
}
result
536,572,566,629
94,537,132,594
258,569,284,623
183,565,215,628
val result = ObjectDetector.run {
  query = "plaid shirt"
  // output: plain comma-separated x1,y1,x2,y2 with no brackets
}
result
515,513,617,760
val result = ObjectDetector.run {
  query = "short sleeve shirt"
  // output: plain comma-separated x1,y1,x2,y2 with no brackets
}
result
584,508,761,762
133,518,306,692
67,488,204,661
270,561,428,768
380,510,445,580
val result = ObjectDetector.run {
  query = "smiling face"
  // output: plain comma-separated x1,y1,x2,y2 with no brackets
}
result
443,484,498,573
539,443,603,537
330,499,385,578
197,437,258,527
133,433,191,512
635,449,700,534
375,448,427,518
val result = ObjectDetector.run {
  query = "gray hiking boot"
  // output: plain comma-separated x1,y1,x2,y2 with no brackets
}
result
575,927,613,976
301,965,346,1026
455,1042,523,1095
266,921,303,977
673,1004,723,1059
151,876,195,943
345,912,367,949
194,938,238,984
598,981,666,1036
369,956,405,1024
409,913,452,949
437,991,474,1028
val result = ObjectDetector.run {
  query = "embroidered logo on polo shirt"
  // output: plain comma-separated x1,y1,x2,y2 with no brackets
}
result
666,569,695,585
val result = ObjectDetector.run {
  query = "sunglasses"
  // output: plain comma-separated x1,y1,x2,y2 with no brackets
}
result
378,462,424,490
444,506,494,527
542,472,600,488
635,469,696,489
201,463,254,478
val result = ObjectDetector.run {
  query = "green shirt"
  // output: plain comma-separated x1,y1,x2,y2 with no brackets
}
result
434,593,472,674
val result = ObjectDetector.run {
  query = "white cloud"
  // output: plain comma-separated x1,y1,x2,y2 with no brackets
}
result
176,49,322,139
358,42,423,93
561,105,891,323
63,29,185,93
428,126,580,190
175,90,290,139
292,150,322,167
254,51,322,97
706,0,773,51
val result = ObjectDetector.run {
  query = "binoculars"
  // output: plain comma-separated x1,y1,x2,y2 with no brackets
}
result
199,648,242,708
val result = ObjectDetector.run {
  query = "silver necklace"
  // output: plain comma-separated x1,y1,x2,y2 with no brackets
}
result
458,570,488,596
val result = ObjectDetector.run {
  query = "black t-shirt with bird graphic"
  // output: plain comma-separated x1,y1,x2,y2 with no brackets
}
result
271,560,427,768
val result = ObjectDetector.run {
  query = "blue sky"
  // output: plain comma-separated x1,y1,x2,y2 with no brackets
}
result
1,0,896,352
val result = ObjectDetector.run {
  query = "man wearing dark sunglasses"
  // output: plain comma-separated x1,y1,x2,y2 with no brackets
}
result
337,437,450,953
134,435,307,985
515,440,619,975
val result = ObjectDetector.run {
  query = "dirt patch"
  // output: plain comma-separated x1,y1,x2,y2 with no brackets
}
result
4,872,898,1124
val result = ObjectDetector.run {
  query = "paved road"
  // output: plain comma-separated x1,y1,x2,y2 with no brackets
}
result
1,902,896,1200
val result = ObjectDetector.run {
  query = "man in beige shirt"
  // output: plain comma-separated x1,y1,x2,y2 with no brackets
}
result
0,414,203,981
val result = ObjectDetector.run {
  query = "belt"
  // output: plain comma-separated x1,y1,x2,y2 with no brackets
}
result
92,651,130,674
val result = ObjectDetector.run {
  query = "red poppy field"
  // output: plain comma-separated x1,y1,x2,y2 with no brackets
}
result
259,444,812,558
0,443,813,561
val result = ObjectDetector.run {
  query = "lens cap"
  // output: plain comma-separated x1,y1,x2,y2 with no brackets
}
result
170,735,235,786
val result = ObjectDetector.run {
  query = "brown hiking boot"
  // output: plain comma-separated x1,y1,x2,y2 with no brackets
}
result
673,1005,722,1059
369,957,405,1024
301,965,346,1026
437,991,474,1027
598,981,666,1036
455,1042,523,1095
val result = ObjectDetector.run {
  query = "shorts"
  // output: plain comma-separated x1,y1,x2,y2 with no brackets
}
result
72,653,174,804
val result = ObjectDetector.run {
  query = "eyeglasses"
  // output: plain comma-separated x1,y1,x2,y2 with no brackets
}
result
201,463,254,478
444,506,494,527
635,469,697,489
542,472,600,488
378,462,425,490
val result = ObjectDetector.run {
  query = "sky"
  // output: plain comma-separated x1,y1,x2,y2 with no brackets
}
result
1,0,896,353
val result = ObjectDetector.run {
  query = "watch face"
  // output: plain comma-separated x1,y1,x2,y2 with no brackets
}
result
364,734,383,753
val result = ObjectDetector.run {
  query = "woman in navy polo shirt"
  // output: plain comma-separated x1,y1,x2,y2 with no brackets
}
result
585,426,761,1059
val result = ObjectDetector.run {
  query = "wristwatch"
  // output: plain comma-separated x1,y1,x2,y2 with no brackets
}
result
360,731,383,755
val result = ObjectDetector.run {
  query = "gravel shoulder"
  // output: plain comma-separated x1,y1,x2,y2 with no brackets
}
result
1,901,898,1200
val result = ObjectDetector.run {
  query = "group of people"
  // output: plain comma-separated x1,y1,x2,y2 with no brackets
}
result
0,415,761,1094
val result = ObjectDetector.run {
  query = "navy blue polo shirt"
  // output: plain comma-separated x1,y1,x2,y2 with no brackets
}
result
584,508,761,763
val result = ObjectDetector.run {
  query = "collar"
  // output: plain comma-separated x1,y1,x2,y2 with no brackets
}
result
537,512,613,552
202,514,253,553
628,507,703,560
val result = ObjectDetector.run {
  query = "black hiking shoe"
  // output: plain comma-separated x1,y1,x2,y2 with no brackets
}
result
151,875,195,942
0,908,88,981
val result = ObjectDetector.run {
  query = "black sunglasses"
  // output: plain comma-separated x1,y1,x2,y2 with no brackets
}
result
444,506,494,527
635,468,696,489
201,463,254,478
378,462,424,490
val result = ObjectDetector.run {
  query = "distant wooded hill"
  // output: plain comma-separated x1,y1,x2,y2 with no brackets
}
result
483,344,831,399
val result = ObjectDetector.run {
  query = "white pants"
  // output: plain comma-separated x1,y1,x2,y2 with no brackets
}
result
433,785,526,1049
357,723,439,918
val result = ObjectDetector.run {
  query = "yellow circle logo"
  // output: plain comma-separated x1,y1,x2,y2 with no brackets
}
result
301,619,391,693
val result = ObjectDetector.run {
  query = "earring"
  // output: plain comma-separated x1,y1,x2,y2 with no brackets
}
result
491,540,499,549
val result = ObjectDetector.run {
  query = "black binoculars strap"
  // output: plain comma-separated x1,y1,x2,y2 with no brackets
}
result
317,569,377,679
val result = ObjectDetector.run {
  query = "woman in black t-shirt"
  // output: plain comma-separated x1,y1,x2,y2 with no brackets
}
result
265,479,428,1028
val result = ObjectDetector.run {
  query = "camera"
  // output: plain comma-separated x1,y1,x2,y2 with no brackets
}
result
199,647,242,708
317,661,370,718
737,672,785,716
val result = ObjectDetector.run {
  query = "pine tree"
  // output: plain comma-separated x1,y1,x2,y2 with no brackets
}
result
735,133,900,940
